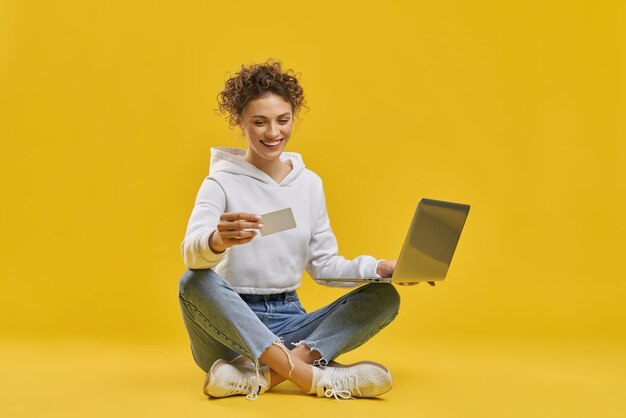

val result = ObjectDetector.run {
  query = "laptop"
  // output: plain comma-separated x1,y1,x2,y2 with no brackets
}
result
316,198,470,285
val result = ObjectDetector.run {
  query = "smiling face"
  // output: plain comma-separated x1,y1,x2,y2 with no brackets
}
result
237,93,293,168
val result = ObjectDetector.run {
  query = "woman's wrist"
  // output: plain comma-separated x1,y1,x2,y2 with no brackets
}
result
209,230,226,254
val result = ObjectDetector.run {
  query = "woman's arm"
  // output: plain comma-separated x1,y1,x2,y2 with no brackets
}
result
180,178,229,269
305,180,382,285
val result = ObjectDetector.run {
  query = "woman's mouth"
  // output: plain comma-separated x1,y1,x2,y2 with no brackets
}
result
260,139,283,150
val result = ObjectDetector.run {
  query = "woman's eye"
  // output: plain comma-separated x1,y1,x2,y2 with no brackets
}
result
255,120,289,126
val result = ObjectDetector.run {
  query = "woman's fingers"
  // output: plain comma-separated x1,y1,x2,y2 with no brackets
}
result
219,234,254,248
220,212,263,223
232,236,254,242
218,221,263,231
218,213,264,232
397,281,436,286
219,229,258,240
215,212,264,248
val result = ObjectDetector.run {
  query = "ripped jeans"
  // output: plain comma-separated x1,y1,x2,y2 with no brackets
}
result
178,268,401,373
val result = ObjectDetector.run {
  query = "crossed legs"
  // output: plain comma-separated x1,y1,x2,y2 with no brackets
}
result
178,268,399,395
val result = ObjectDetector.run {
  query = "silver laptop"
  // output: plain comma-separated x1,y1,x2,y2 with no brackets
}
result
316,198,470,285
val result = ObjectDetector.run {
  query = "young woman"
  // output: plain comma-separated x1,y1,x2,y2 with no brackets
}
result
178,59,421,401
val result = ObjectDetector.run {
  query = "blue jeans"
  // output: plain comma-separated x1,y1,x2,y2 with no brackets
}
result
178,268,401,373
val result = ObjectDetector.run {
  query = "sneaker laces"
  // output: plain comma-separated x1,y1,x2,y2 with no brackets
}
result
323,376,357,400
228,373,266,401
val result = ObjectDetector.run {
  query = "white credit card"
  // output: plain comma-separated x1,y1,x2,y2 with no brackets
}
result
259,207,297,236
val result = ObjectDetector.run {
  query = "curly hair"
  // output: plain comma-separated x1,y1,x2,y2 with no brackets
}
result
215,58,309,129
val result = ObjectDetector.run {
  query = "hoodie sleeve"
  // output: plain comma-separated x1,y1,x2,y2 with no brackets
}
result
181,177,230,269
306,179,385,287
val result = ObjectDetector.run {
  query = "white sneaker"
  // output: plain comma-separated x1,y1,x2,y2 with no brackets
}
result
204,357,270,400
312,361,393,399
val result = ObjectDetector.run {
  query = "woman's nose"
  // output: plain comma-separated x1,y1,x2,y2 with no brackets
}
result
266,123,280,137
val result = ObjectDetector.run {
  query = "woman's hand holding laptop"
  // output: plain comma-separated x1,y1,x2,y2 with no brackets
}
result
378,260,436,286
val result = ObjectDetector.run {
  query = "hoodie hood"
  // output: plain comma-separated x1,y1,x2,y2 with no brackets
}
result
209,147,305,186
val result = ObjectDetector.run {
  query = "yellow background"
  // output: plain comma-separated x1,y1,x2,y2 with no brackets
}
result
1,0,625,417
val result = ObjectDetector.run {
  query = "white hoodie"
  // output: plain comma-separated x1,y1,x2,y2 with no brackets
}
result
180,147,383,294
